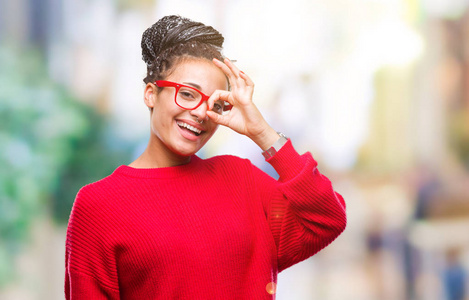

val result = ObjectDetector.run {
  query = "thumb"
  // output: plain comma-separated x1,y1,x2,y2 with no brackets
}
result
207,111,229,127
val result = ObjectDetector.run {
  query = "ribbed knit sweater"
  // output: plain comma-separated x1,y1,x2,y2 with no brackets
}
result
65,141,346,299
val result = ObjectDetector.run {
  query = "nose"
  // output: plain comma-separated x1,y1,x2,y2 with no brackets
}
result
189,101,208,122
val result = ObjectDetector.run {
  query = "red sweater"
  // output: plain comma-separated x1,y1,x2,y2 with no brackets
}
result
65,141,346,299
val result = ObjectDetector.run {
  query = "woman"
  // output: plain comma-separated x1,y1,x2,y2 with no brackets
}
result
65,15,346,299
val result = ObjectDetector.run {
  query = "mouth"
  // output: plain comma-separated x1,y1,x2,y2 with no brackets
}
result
176,120,203,136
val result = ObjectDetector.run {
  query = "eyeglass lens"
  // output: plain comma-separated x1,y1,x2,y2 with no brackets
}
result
176,87,226,114
176,87,202,109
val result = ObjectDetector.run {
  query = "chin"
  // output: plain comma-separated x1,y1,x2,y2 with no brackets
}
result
171,142,203,158
174,133,214,156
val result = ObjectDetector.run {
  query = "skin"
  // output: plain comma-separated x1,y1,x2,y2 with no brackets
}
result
129,57,279,168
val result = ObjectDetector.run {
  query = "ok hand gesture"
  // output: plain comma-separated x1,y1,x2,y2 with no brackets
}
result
206,58,279,151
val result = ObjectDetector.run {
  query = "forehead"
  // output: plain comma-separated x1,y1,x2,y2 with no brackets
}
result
166,58,228,92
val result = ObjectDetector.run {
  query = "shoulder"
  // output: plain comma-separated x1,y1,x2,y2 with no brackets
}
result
71,168,124,214
204,154,247,163
197,155,257,182
201,154,253,171
77,172,117,199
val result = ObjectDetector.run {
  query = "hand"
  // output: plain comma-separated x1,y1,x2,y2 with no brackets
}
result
207,58,279,150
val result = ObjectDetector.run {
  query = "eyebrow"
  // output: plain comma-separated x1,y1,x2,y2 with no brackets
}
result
182,82,202,91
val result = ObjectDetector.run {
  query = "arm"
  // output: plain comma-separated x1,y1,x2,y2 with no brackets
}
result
253,140,346,272
208,58,346,271
65,187,120,299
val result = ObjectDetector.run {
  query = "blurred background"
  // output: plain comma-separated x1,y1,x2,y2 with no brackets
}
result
1,0,469,299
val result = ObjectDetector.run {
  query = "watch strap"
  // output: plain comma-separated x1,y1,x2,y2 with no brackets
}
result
262,132,288,160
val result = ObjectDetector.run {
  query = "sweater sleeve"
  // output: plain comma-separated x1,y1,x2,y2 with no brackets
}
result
254,140,347,272
65,187,120,299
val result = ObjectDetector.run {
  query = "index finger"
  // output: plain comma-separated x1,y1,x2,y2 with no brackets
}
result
224,58,242,79
207,89,232,111
213,58,238,86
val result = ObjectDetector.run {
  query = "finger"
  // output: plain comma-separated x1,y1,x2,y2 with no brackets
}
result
224,58,242,78
225,58,253,88
206,110,230,127
213,58,238,85
239,71,254,87
224,58,244,89
207,90,232,111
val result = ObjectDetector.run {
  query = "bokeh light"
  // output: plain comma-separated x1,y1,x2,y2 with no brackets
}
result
1,0,468,299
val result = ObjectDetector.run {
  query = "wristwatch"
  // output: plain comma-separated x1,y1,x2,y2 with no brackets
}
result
262,132,288,160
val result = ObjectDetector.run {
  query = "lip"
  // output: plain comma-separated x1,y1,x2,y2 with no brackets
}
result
175,118,206,141
176,118,206,132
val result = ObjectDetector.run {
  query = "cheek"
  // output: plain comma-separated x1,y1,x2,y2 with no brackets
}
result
153,98,178,122
150,105,173,134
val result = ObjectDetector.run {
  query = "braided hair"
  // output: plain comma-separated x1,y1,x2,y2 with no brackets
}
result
141,15,225,84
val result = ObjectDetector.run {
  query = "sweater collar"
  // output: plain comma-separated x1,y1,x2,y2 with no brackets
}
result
114,155,202,179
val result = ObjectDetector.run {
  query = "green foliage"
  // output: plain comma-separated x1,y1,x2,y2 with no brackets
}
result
52,112,131,223
0,45,131,286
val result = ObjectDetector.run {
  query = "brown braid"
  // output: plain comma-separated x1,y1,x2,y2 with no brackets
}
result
141,15,225,84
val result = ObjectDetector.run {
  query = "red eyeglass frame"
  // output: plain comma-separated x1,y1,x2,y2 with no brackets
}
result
155,80,232,111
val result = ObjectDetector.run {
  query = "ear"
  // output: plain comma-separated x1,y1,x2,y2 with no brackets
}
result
144,82,157,109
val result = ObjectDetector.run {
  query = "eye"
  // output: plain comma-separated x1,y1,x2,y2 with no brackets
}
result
180,92,195,99
212,102,224,114
178,88,197,100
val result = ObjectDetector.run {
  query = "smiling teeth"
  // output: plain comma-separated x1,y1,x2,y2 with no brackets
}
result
177,121,202,134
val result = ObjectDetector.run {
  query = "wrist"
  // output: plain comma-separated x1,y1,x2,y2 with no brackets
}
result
250,126,279,151
261,132,288,160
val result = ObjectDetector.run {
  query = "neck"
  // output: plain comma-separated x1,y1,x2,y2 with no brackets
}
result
129,135,191,168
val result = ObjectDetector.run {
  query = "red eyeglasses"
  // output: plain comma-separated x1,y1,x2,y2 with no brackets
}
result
155,80,232,115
